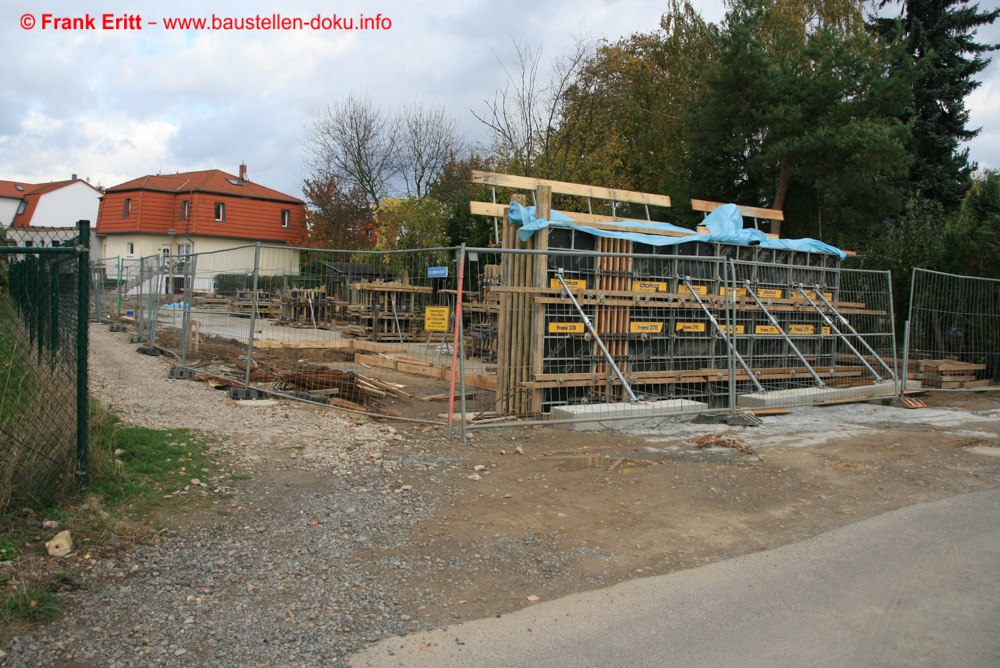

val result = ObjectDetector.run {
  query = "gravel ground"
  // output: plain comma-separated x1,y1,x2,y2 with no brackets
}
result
2,326,464,666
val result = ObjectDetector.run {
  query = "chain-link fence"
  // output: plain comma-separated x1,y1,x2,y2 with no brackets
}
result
0,223,90,513
904,269,1000,391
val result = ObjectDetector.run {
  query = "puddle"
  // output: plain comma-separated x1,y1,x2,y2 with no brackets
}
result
554,456,653,474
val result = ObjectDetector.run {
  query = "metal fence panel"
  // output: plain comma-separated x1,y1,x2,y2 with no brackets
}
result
905,269,1000,390
152,244,465,425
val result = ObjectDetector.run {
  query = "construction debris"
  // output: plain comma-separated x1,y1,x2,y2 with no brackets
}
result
910,360,990,389
690,433,755,455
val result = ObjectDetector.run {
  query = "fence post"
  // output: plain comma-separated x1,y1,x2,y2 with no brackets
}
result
76,219,90,495
244,242,261,388
180,254,196,367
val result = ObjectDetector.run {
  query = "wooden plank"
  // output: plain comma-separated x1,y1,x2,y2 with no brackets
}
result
354,353,398,370
470,201,694,238
697,224,779,240
472,170,672,208
691,198,784,222
396,361,445,378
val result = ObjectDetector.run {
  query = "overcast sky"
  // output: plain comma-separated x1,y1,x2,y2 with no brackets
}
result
2,0,997,200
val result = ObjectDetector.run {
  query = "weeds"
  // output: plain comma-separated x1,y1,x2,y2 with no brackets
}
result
0,580,63,627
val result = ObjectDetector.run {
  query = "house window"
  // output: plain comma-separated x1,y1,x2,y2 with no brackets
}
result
281,210,290,228
127,242,135,256
24,240,33,247
179,200,190,220
123,198,132,217
162,246,170,261
178,243,191,257
215,202,226,221
16,201,26,215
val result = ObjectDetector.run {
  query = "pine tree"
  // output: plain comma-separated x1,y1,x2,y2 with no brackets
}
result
871,0,999,210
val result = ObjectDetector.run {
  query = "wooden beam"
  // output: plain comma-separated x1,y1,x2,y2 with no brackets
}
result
472,170,671,208
696,225,779,240
470,201,696,239
691,198,784,222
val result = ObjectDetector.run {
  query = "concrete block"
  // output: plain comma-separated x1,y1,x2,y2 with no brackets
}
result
736,380,899,408
549,399,708,431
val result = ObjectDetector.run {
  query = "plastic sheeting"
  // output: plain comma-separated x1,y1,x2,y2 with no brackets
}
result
506,201,846,259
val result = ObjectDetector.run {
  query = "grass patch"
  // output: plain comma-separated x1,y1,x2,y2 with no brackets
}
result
0,580,63,627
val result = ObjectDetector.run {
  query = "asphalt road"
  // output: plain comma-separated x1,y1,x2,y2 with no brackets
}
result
350,487,1000,667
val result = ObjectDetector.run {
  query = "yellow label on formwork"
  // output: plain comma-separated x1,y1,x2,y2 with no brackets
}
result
719,287,747,297
799,290,834,301
632,280,668,293
550,277,586,290
424,306,450,332
719,324,746,335
676,322,707,333
548,322,585,334
788,324,816,335
679,284,709,296
629,322,664,334
755,325,781,335
822,326,832,335
757,288,784,299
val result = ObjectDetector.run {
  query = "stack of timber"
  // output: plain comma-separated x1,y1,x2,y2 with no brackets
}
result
231,289,281,318
281,288,333,328
272,368,408,411
910,359,989,388
344,280,433,341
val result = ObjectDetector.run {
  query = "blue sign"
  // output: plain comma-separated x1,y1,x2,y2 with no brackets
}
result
427,266,448,278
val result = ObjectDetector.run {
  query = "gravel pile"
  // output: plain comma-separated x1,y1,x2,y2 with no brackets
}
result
2,326,461,666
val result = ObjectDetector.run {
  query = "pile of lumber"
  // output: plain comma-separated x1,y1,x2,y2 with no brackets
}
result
910,359,990,388
273,369,410,411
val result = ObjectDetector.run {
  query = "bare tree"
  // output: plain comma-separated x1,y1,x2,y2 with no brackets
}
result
473,37,593,177
305,92,399,208
398,102,465,200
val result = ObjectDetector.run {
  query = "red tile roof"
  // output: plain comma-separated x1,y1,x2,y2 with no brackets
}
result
1,178,102,227
107,169,303,204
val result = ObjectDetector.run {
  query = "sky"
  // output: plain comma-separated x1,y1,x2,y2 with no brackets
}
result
1,0,998,200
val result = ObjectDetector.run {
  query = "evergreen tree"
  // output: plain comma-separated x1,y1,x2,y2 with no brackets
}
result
871,0,999,210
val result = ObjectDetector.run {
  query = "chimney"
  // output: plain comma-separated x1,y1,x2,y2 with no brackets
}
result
71,173,77,180
239,163,248,182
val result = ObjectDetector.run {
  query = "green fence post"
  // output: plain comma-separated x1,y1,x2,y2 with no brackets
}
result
76,220,90,495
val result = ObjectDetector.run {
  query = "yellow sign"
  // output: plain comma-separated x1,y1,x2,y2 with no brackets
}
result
719,324,746,335
719,287,747,297
629,322,664,334
679,284,709,296
788,324,816,335
551,277,586,290
549,322,585,334
633,280,668,293
799,290,834,301
755,325,781,335
424,306,450,332
676,322,707,333
822,326,832,335
758,288,783,299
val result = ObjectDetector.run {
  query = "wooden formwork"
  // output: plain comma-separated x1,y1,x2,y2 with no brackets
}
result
471,172,886,417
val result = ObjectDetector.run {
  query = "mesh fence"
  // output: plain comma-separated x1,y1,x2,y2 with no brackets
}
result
0,226,88,513
146,244,464,424
115,240,897,434
904,269,1000,390
459,244,896,429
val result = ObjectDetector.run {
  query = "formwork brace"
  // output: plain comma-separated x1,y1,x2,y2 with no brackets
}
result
683,276,764,392
795,284,885,381
555,268,639,403
811,286,896,379
744,281,826,388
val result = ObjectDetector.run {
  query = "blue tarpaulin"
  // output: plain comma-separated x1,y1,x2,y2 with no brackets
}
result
506,201,846,259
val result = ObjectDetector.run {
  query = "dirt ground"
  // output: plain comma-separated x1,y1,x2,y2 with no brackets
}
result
207,379,1000,631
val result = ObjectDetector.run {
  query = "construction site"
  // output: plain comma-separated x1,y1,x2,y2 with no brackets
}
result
95,171,997,429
